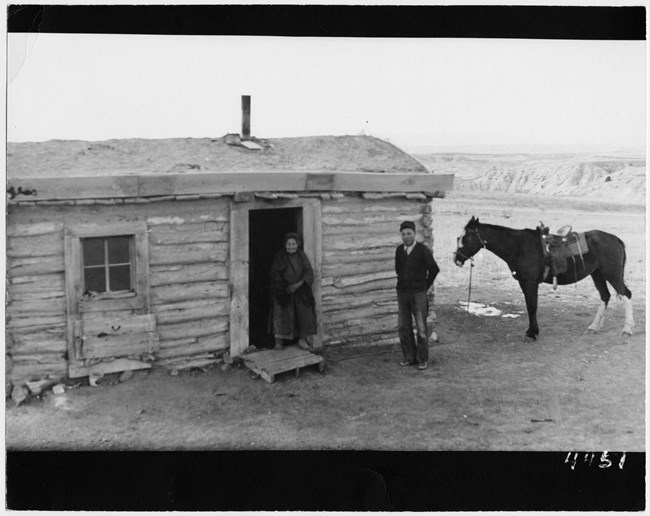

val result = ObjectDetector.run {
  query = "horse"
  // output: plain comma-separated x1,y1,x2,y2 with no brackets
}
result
453,216,634,340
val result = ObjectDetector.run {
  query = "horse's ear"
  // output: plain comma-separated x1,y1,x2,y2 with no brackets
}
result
469,216,476,224
475,217,480,224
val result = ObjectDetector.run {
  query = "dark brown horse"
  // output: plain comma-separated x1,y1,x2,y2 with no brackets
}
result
453,217,634,340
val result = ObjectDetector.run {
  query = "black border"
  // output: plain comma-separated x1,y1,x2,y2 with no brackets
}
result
7,5,647,39
6,451,646,510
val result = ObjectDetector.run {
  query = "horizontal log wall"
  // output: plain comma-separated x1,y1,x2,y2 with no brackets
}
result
146,202,230,369
320,196,433,346
6,218,68,382
6,199,232,383
7,193,435,382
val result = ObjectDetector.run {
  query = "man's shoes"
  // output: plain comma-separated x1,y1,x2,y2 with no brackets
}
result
399,360,417,367
418,362,428,370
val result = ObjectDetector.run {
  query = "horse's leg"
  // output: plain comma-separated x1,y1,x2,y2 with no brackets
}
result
602,250,634,336
620,296,634,335
519,279,539,340
587,270,610,333
607,277,634,336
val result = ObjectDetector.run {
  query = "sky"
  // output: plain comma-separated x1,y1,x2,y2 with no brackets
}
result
6,33,646,153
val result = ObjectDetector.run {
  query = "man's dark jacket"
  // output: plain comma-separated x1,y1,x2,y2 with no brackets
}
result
395,242,440,292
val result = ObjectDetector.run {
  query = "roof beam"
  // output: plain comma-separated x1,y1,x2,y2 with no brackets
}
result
7,172,454,202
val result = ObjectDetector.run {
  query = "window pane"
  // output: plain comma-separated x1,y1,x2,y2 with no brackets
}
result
109,265,132,292
84,267,106,293
108,236,131,264
83,238,105,266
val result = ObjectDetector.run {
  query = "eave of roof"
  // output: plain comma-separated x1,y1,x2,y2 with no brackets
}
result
7,171,454,202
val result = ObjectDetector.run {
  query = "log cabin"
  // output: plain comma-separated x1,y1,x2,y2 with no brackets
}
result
6,133,453,385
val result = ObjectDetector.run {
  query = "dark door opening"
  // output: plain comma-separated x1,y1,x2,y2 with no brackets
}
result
249,207,303,349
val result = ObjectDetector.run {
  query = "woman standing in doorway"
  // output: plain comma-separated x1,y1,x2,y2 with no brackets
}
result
268,232,317,351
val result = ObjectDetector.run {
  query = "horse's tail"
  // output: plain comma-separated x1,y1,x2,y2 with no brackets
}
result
618,236,632,299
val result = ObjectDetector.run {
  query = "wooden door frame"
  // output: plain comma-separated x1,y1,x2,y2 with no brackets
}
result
229,197,322,356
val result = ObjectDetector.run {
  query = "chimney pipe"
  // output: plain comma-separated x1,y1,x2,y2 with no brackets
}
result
241,95,251,140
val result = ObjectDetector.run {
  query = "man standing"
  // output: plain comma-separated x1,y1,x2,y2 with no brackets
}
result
395,220,440,370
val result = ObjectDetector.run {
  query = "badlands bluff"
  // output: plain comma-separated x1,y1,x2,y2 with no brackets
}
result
416,152,645,205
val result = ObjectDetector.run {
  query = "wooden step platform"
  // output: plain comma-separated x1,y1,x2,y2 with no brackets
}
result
242,347,325,383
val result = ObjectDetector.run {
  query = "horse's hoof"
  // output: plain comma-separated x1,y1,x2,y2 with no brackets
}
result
621,329,634,336
524,335,537,342
585,327,599,334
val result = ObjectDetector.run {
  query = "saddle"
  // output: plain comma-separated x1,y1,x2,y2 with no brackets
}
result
537,222,589,288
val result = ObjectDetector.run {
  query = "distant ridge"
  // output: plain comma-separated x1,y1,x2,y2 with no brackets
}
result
406,143,645,156
414,152,646,205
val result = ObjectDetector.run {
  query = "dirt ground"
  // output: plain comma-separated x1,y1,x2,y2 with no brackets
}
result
6,285,645,452
5,192,645,452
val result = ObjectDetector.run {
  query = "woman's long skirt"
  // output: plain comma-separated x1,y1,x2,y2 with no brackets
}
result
270,292,317,339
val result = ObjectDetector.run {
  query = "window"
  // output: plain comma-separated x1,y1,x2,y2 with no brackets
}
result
82,236,134,294
65,222,149,308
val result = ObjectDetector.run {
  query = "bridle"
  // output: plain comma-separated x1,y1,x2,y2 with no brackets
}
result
455,227,488,262
468,227,488,249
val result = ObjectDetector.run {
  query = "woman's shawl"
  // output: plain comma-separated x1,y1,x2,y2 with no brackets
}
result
270,249,315,306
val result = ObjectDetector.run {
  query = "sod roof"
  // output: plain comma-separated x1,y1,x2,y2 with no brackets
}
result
7,135,429,178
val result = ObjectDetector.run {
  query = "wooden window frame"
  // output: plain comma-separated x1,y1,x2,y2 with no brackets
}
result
64,222,150,364
65,222,150,311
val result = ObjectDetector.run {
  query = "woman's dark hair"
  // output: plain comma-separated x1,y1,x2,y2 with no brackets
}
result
282,232,302,249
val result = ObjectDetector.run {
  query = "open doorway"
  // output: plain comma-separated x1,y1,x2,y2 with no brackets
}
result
248,207,303,349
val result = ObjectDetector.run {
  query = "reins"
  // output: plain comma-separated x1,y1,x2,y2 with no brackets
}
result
467,256,475,312
460,227,487,312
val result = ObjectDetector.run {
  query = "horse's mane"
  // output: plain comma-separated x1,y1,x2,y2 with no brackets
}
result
472,220,538,236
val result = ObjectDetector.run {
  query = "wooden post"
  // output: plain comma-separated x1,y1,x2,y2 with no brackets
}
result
241,95,251,140
229,204,250,357
302,200,323,349
64,228,81,362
